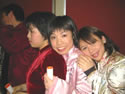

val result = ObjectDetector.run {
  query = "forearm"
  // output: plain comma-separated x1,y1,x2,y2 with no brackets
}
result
84,66,96,76
13,83,27,94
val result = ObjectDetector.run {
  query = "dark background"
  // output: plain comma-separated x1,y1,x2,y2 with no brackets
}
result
0,0,125,54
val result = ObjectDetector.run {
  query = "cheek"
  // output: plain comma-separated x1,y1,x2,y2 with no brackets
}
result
32,35,40,42
100,44,105,54
97,42,104,51
81,50,90,56
65,36,74,46
50,40,56,48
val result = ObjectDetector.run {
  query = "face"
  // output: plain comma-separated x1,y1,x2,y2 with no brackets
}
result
1,13,10,25
27,24,47,50
79,35,106,61
50,29,74,55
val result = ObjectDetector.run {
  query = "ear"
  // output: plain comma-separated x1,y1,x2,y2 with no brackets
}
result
102,36,106,44
8,11,15,19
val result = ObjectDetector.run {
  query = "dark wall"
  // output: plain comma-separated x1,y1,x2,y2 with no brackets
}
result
0,0,52,17
0,0,125,54
67,0,125,54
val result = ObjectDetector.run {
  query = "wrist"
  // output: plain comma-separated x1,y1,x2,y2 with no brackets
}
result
84,66,96,76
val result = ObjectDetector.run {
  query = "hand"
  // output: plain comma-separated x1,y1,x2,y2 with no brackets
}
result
77,54,95,71
13,92,27,94
44,73,54,90
12,83,27,94
7,91,10,94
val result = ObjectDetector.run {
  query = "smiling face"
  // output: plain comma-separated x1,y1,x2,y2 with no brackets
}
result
27,24,48,50
50,29,74,55
79,34,106,61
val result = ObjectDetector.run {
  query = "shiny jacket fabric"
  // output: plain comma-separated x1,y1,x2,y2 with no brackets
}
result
46,47,92,94
88,51,125,94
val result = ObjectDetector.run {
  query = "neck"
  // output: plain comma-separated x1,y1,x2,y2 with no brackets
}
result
13,20,21,27
39,40,49,50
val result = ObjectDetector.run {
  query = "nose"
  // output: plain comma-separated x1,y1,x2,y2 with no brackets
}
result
88,45,94,53
27,31,31,39
56,37,62,45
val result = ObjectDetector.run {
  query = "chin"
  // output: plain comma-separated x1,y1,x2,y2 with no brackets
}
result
58,52,65,55
57,51,66,55
95,57,102,62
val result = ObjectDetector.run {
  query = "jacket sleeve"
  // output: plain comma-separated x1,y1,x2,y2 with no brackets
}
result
107,59,125,94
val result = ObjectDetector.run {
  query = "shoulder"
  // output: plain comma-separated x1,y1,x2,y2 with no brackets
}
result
107,51,125,74
45,48,64,61
73,47,81,54
109,51,125,63
69,47,81,58
39,46,64,62
0,25,14,31
15,23,27,31
41,47,66,70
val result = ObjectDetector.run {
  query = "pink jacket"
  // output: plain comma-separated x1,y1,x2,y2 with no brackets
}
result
46,47,92,94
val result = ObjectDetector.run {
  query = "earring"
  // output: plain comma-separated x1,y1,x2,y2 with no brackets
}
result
103,40,106,43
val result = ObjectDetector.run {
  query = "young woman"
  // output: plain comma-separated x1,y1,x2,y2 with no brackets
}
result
44,16,92,94
77,26,125,94
13,12,67,94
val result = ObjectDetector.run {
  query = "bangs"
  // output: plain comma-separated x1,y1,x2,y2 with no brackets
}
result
80,32,97,44
48,21,73,36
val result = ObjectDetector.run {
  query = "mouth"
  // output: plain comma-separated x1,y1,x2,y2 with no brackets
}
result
28,40,32,44
57,47,66,52
91,51,99,58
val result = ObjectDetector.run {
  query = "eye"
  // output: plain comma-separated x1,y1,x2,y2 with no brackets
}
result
62,32,67,37
80,47,87,51
50,35,56,40
62,34,67,37
91,41,97,46
28,28,34,33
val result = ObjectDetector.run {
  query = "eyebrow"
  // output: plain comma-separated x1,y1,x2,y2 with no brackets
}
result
80,45,86,48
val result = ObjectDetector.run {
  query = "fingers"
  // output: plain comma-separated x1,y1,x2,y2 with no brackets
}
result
44,73,54,90
79,54,93,63
14,92,27,94
12,84,27,94
44,73,50,89
7,91,10,94
77,54,95,71
13,86,19,94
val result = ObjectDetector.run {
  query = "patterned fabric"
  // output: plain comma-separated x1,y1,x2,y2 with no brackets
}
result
46,46,92,94
88,51,125,94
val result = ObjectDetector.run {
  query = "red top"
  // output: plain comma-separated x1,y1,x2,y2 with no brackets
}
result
26,45,66,94
0,23,38,86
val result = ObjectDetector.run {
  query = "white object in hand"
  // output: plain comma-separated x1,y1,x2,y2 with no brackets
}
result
47,66,53,80
5,83,14,94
